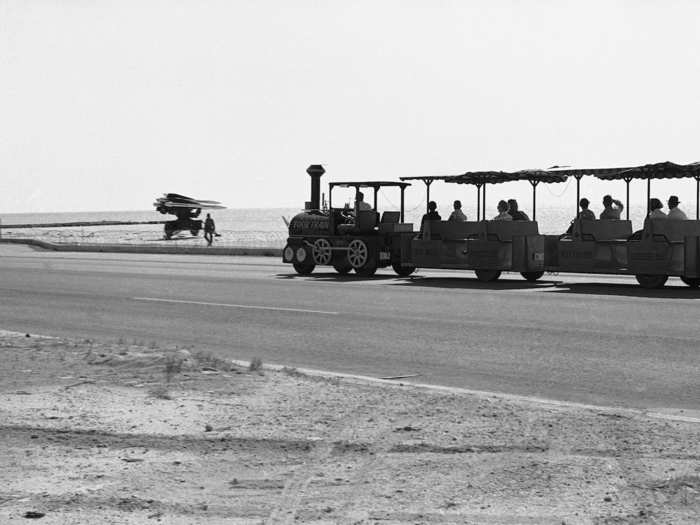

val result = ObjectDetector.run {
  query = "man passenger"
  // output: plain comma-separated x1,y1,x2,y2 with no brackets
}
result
448,200,467,221
667,195,688,220
600,195,624,220
507,199,529,221
578,198,595,220
493,200,513,221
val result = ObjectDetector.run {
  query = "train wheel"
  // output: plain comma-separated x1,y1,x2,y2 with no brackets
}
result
521,271,544,282
333,260,353,275
312,238,333,265
347,239,369,269
475,269,501,282
392,262,416,277
680,276,700,288
293,262,316,275
635,274,668,289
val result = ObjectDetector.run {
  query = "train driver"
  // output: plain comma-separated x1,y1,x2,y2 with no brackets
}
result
493,200,513,221
667,195,688,220
355,192,373,211
448,200,467,222
600,195,624,220
342,191,373,223
648,198,667,219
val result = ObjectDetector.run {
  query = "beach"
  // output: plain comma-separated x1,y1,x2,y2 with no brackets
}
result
0,206,654,250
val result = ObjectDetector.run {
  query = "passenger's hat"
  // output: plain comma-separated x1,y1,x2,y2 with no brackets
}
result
669,195,680,205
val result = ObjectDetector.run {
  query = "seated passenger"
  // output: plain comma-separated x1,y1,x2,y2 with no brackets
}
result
448,200,467,222
507,199,529,221
493,200,513,221
563,198,595,236
578,198,595,220
599,195,624,220
648,198,667,219
667,195,688,220
421,200,441,224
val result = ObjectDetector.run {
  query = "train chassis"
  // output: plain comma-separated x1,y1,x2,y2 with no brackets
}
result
283,234,414,277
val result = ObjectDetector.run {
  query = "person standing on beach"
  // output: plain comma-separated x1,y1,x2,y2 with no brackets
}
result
204,213,216,246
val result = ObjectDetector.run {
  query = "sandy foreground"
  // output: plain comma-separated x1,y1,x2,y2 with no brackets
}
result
0,332,698,524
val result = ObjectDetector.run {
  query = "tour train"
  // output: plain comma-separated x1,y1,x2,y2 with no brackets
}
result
282,162,700,288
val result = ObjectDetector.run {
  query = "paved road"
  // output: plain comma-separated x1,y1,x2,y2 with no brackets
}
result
1,244,698,411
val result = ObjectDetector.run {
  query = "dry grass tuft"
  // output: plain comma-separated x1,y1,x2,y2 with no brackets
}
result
281,366,305,378
248,357,263,373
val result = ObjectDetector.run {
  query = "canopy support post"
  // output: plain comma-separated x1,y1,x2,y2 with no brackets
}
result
575,175,582,218
530,179,540,221
400,187,405,222
482,184,487,221
696,176,700,220
646,178,651,214
624,177,632,221
373,186,378,210
424,179,433,212
476,184,481,221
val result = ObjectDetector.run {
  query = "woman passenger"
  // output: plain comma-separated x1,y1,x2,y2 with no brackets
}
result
648,198,667,219
493,200,513,221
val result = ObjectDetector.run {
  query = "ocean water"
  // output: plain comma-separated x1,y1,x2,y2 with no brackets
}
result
0,205,652,247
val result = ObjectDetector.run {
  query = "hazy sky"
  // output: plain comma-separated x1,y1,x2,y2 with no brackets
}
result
2,1,699,214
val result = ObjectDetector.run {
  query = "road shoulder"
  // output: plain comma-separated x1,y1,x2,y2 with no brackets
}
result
1,332,698,523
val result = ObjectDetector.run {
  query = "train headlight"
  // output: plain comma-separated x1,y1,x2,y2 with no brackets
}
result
283,246,294,262
295,247,307,263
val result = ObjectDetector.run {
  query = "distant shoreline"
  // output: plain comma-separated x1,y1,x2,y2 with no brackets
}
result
0,220,167,229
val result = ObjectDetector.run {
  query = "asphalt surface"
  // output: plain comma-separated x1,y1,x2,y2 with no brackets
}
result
1,244,698,412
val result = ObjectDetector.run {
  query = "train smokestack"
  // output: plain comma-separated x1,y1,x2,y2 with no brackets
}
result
306,164,325,210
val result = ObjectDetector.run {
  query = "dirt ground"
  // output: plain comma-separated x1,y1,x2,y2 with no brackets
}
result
0,331,698,524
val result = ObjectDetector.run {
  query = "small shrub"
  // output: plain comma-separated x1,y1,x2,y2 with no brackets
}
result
193,350,233,372
164,355,183,384
248,357,263,372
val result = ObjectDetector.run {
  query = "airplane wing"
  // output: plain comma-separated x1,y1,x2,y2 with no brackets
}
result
156,201,226,210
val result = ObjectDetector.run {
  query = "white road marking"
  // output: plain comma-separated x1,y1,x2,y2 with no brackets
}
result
132,296,339,315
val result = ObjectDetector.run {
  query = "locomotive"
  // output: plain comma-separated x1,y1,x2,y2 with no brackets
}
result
282,165,416,276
